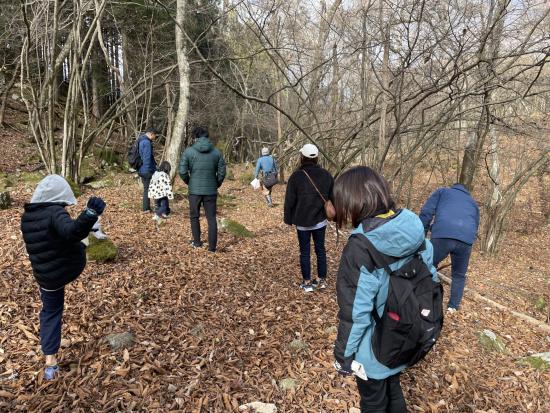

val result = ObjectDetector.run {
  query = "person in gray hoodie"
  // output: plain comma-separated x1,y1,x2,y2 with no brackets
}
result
20,175,106,380
179,126,226,252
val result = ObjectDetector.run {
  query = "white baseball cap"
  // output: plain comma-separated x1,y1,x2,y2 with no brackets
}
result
299,143,319,158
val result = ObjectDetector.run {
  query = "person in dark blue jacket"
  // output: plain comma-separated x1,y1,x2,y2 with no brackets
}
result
138,128,158,212
419,183,479,311
20,175,106,381
333,166,439,413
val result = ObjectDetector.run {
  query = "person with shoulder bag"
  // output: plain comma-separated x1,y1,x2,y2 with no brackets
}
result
284,144,334,292
254,147,278,207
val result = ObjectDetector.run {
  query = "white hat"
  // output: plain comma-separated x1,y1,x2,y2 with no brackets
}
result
261,147,269,156
299,143,319,159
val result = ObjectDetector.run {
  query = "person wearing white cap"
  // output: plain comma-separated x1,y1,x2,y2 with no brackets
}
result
254,147,278,207
284,144,334,292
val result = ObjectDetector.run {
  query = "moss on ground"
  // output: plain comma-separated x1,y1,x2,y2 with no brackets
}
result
67,179,82,198
219,218,254,237
534,296,547,312
0,174,13,191
520,353,550,371
217,193,237,208
87,236,118,261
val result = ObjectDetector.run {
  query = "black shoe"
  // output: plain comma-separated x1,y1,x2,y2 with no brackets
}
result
189,240,203,248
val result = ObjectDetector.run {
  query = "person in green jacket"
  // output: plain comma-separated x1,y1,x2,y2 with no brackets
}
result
179,126,226,252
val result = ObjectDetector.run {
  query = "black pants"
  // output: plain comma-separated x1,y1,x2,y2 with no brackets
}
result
140,174,152,211
39,288,65,356
189,194,218,251
297,226,327,281
356,374,406,413
155,197,170,217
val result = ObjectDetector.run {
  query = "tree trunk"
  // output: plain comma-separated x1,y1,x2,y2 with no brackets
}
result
163,0,190,182
0,60,21,126
376,0,390,170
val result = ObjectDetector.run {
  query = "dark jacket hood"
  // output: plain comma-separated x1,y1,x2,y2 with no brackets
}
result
193,137,214,153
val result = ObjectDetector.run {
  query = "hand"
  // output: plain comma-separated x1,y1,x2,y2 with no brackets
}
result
87,197,106,215
334,360,352,376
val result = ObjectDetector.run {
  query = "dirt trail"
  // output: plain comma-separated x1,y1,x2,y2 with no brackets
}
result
0,131,549,412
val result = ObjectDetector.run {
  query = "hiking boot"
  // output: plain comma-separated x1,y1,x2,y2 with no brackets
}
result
300,282,314,293
318,278,327,289
44,365,59,381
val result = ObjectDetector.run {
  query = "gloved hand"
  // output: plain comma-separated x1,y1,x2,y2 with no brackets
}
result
87,197,106,216
334,360,353,376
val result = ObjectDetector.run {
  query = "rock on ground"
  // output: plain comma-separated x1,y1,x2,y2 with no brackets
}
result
239,402,278,413
477,329,507,353
278,378,298,391
0,192,11,210
521,352,550,371
104,332,134,351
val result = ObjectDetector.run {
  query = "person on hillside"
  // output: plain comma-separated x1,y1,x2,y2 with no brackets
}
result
137,127,158,212
179,126,226,252
333,166,439,413
20,175,106,381
419,183,479,312
254,147,278,207
148,161,174,223
284,144,334,292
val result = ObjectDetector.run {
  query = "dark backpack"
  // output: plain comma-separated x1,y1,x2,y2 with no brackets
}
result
128,137,143,170
363,238,444,369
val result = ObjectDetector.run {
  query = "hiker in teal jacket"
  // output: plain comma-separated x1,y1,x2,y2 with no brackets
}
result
179,127,226,252
333,166,439,412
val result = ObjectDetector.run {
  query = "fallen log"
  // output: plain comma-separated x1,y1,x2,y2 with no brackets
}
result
438,272,550,333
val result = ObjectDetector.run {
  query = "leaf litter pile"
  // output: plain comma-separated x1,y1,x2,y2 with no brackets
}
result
1,138,550,412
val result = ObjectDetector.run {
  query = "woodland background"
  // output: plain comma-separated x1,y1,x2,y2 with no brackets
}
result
0,0,549,411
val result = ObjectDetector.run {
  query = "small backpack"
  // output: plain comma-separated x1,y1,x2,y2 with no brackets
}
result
363,237,444,369
127,137,143,170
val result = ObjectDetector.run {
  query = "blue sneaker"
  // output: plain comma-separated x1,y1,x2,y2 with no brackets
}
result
44,365,59,381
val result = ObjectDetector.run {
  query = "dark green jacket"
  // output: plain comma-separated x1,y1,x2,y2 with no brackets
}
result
179,137,226,195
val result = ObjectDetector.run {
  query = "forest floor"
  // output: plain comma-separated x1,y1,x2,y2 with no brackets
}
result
0,126,549,412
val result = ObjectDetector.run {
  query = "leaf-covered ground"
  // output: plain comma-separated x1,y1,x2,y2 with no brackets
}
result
1,131,549,412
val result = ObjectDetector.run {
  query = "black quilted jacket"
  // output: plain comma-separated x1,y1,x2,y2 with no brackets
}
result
20,203,97,290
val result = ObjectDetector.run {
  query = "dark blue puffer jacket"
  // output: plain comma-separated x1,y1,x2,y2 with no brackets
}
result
419,184,480,245
138,135,157,176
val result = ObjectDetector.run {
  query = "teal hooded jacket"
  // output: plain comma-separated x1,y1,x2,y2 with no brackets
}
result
334,209,439,380
179,137,226,196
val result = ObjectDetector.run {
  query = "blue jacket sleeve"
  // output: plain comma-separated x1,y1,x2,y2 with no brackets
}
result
254,159,261,178
419,189,441,233
334,237,381,368
139,139,153,174
179,150,190,184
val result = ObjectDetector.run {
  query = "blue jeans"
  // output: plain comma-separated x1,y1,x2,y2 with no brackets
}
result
297,226,327,281
431,238,472,309
155,197,170,217
39,288,65,356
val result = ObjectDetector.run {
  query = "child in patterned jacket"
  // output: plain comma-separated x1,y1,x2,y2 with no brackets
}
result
148,161,174,222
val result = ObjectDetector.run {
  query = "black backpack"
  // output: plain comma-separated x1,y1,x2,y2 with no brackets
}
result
363,238,444,369
127,137,143,170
